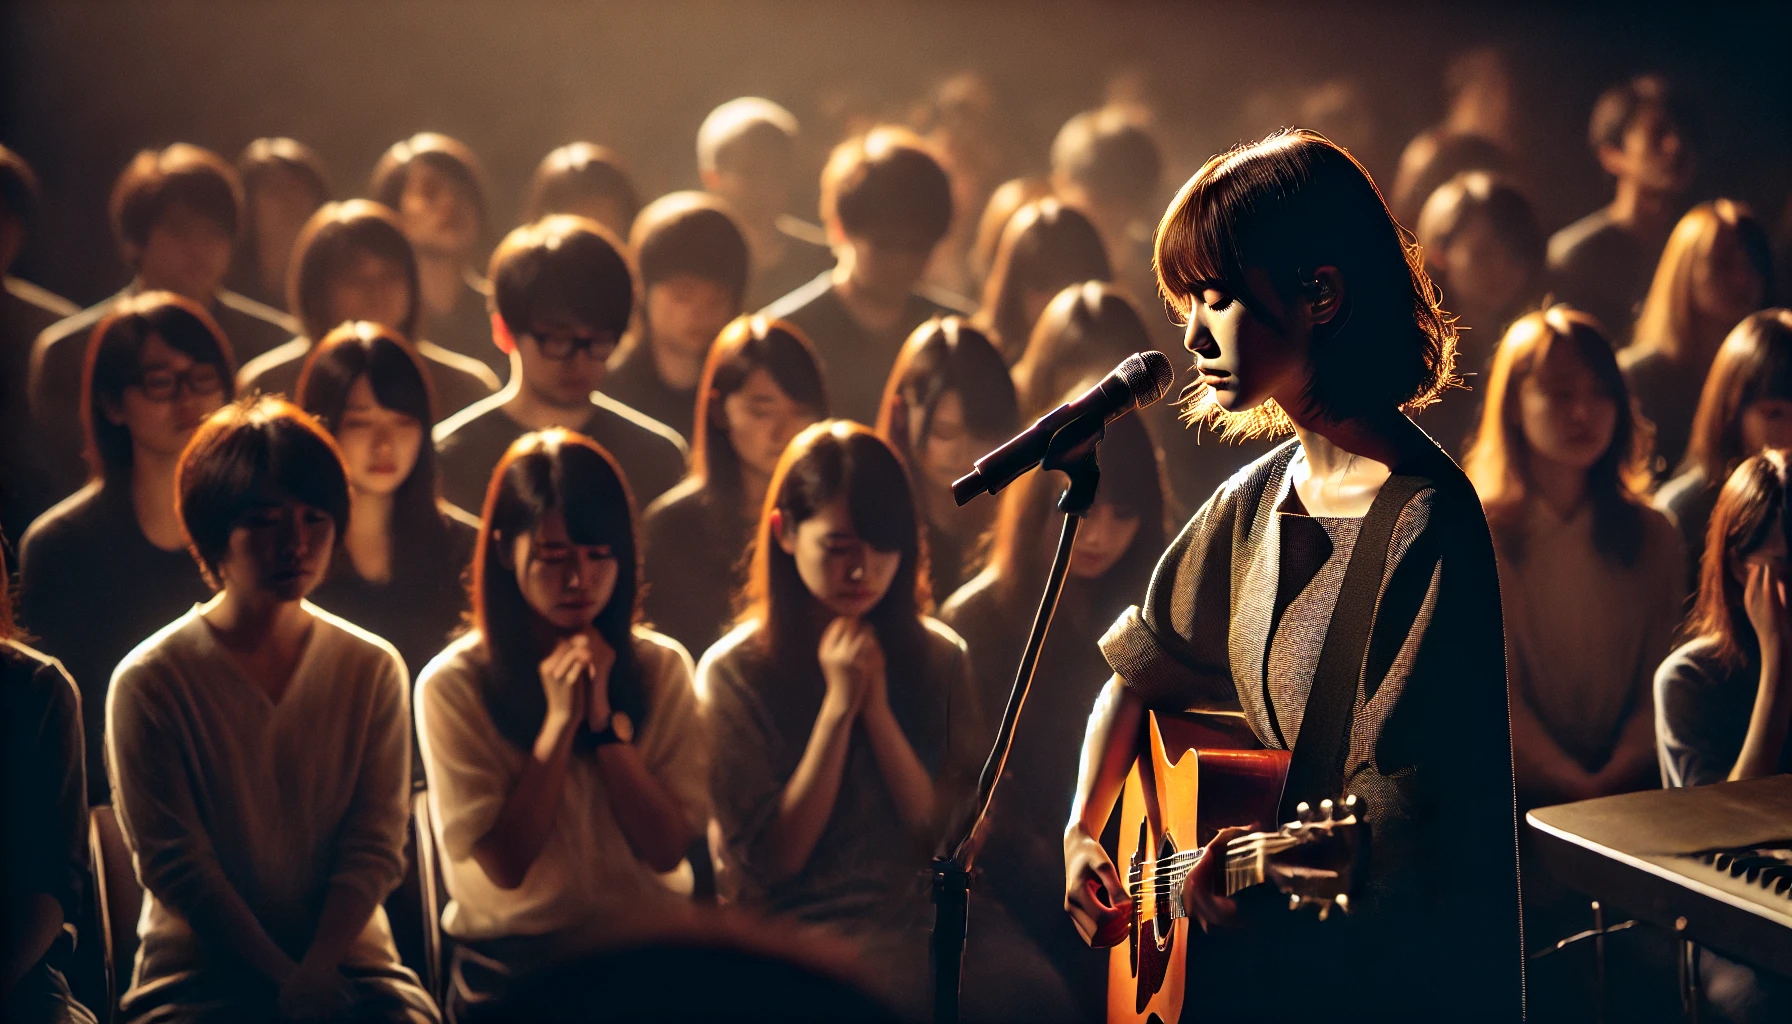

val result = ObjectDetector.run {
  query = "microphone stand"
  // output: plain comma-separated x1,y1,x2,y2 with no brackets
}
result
931,426,1105,1024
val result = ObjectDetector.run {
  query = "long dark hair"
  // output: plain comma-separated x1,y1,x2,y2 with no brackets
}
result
1684,450,1792,671
977,199,1111,362
875,317,1018,472
1464,306,1652,567
739,422,930,664
295,320,454,574
1680,309,1792,483
471,430,646,751
692,315,828,510
84,291,237,484
289,200,420,342
1011,281,1152,417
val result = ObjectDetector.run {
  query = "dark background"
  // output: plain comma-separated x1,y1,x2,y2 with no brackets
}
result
4,0,1789,306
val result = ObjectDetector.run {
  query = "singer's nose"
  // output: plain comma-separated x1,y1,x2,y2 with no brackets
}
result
1185,320,1219,358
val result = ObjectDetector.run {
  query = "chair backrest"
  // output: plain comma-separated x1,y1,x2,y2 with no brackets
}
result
411,789,448,1004
88,805,142,1022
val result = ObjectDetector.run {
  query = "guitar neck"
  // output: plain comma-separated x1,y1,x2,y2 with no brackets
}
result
1222,844,1265,897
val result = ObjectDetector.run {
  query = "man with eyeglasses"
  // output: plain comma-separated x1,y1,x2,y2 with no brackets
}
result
433,215,687,514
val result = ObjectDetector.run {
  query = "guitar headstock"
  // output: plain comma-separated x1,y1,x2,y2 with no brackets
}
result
1225,794,1362,920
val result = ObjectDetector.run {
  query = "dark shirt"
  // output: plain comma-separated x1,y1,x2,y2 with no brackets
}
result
1655,639,1792,787
604,339,696,444
2,277,79,539
2,639,88,931
16,481,214,803
641,478,750,660
308,505,479,684
1655,465,1717,594
27,286,296,505
235,335,500,424
423,270,506,385
1548,208,1658,344
925,520,971,610
761,271,973,426
1621,346,1698,480
744,216,836,312
434,390,687,516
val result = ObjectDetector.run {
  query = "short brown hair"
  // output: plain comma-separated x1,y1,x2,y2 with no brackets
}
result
629,191,750,302
84,291,237,484
109,143,242,251
1155,128,1456,439
488,215,634,338
525,142,640,227
1681,309,1792,483
369,133,488,232
288,200,419,341
820,127,952,249
176,395,349,588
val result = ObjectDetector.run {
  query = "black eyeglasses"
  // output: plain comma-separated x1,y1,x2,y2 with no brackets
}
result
525,327,616,362
134,364,225,402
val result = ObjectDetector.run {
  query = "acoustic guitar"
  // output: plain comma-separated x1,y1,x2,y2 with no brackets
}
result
1091,710,1361,1024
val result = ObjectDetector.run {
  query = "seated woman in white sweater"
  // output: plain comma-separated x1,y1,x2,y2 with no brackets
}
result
414,429,707,1021
106,395,436,1022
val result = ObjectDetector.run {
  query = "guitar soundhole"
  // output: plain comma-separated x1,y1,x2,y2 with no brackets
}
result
1128,823,1177,1014
1152,833,1178,950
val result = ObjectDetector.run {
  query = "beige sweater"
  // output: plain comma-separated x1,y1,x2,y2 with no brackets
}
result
106,602,412,983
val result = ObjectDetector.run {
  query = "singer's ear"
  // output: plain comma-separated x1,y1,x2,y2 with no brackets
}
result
770,508,797,555
1303,266,1345,327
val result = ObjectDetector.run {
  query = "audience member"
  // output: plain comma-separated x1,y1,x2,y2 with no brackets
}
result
1049,108,1165,348
968,176,1051,293
17,292,233,803
416,430,707,1019
1548,75,1696,340
875,317,1019,605
697,98,834,310
642,315,826,658
1466,307,1682,809
1389,46,1517,227
1,145,79,537
1622,199,1775,477
1389,133,1511,233
523,142,641,242
237,199,500,415
295,321,479,684
938,409,1165,1017
605,192,750,441
370,133,502,382
1656,309,1792,582
1415,171,1548,456
916,72,1013,300
434,215,686,514
29,144,294,502
975,198,1111,363
1,544,94,1024
763,127,970,425
1010,280,1151,417
107,396,435,1022
231,137,331,312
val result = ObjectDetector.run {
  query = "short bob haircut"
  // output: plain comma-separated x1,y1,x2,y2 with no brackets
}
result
739,420,930,660
176,395,350,589
488,215,635,340
820,127,953,250
369,132,489,233
1012,281,1153,417
629,191,750,303
697,97,799,176
109,143,242,252
1680,309,1792,483
1416,171,1544,281
237,137,331,206
970,176,1052,288
296,321,447,546
1684,449,1792,672
1464,306,1652,567
1051,108,1162,207
523,142,641,233
1590,73,1691,155
1155,128,1457,439
876,317,1019,471
83,291,237,484
288,200,420,342
1630,200,1774,363
978,198,1112,363
471,429,646,750
0,143,42,225
693,315,828,502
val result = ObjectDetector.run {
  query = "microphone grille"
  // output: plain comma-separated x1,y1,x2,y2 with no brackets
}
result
1119,350,1175,408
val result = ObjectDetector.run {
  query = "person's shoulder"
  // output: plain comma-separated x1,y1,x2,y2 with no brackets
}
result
643,477,707,529
417,630,488,703
111,607,209,693
775,215,830,250
1655,638,1727,693
921,614,971,661
587,391,689,456
417,339,502,392
632,625,696,683
1618,343,1666,377
19,482,108,557
1655,467,1710,519
693,619,762,695
6,276,79,319
215,289,300,335
441,500,481,541
236,336,310,395
937,567,999,630
913,281,976,318
305,600,408,684
760,270,836,321
32,296,116,363
1547,208,1621,269
433,389,510,447
3,637,78,706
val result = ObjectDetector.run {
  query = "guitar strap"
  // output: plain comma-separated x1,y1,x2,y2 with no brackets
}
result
1277,469,1432,824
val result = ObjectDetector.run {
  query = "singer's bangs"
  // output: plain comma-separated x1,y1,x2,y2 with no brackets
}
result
1154,148,1264,325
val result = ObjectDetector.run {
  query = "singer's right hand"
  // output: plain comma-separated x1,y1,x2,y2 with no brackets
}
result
538,635,592,737
1064,822,1132,947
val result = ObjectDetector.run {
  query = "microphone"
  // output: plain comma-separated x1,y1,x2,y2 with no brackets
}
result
952,350,1174,505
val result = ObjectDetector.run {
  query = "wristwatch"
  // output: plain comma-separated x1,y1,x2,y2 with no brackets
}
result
592,710,634,747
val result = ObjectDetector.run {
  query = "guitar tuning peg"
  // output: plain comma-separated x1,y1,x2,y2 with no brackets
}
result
1334,893,1350,915
1289,893,1303,912
1319,798,1335,822
1296,801,1313,822
1341,794,1360,820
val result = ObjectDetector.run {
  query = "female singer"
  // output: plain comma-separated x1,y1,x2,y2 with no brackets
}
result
415,430,707,1020
1060,129,1523,1021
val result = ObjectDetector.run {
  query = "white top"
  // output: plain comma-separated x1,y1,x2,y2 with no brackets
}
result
415,627,708,944
106,601,412,981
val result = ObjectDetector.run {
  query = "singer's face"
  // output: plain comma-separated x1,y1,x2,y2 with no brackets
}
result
1183,268,1311,416
510,508,618,633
